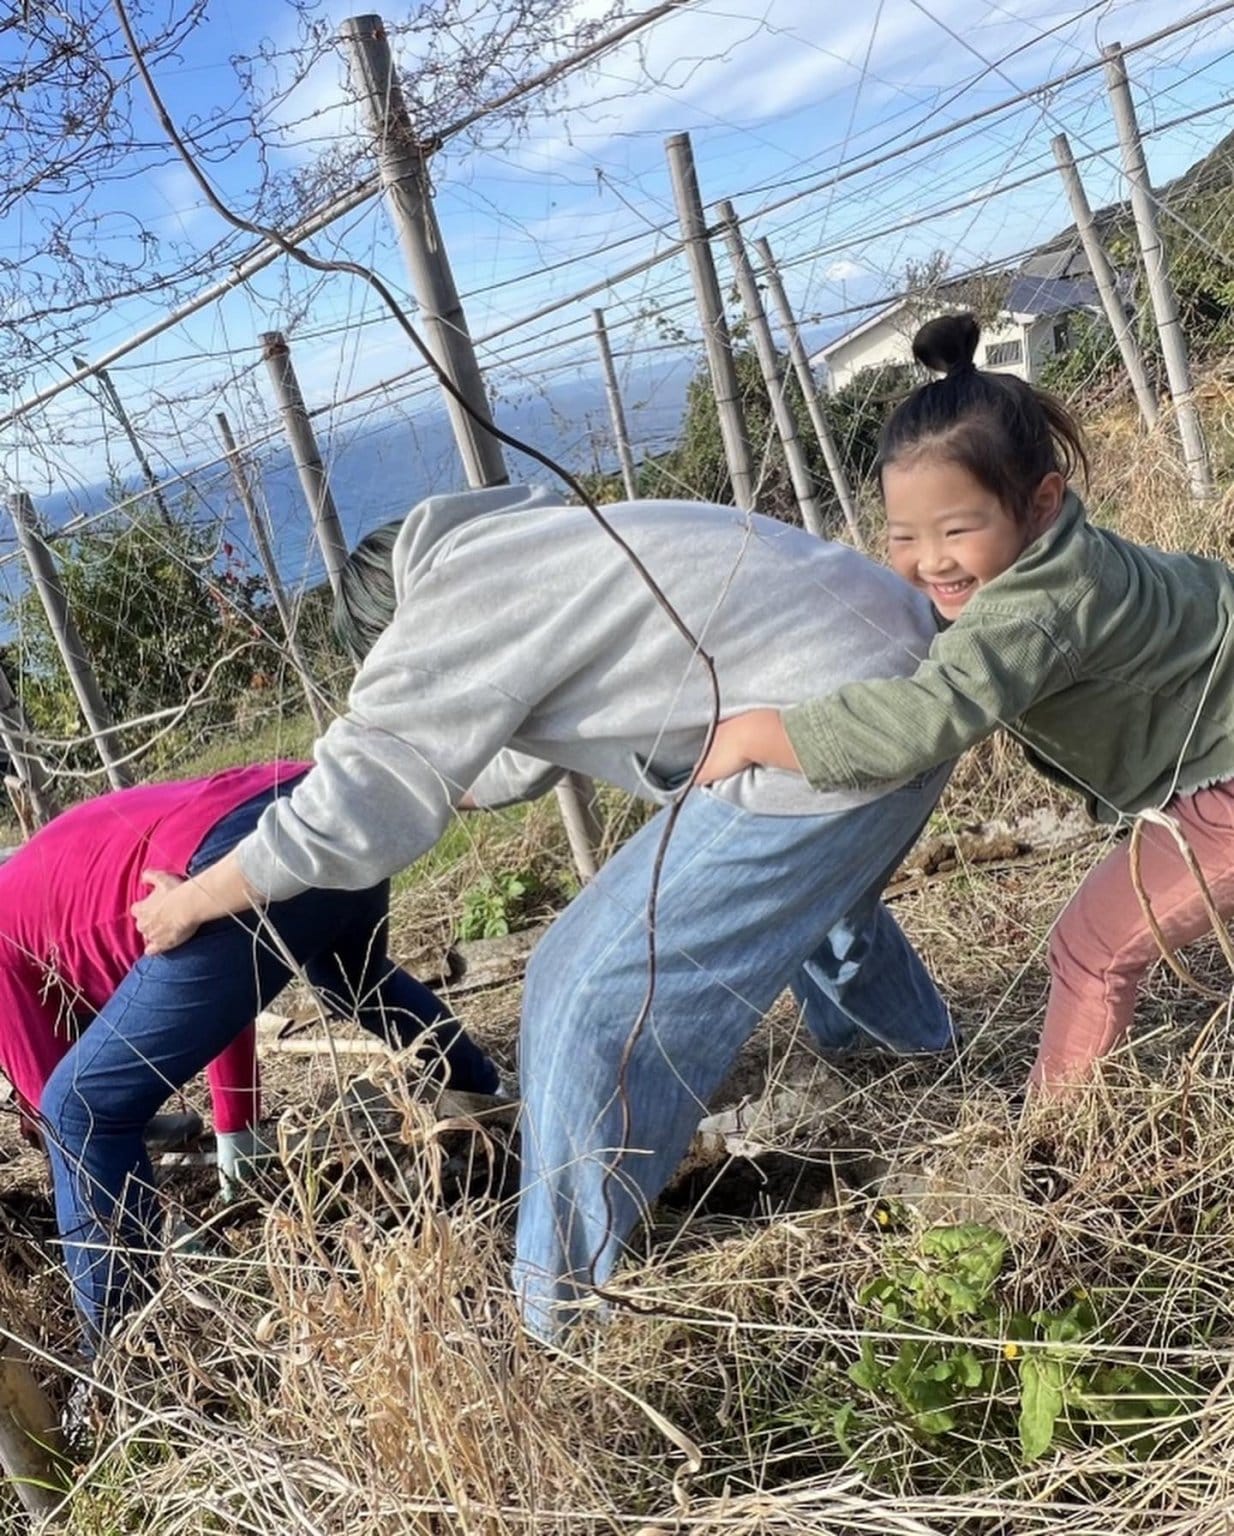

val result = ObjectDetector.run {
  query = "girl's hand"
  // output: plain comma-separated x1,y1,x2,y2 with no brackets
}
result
694,708,803,785
132,870,204,955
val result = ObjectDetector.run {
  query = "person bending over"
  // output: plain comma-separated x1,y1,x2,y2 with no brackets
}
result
134,489,953,1342
2,761,495,1351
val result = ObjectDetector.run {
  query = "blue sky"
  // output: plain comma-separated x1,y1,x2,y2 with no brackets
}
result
3,0,1233,499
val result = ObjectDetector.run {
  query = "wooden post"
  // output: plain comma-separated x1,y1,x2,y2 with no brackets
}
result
1050,134,1159,430
1103,44,1212,498
553,773,604,883
339,12,600,880
260,332,351,595
717,202,824,537
664,132,756,509
215,412,328,732
0,1339,70,1524
1050,132,1160,427
74,354,176,532
592,309,639,500
10,493,131,790
339,13,507,489
754,235,863,546
0,664,58,830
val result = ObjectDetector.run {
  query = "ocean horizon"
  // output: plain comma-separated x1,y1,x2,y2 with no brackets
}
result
5,358,694,607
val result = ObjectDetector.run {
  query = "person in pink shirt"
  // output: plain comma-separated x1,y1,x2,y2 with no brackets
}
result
1,765,287,1164
2,762,496,1352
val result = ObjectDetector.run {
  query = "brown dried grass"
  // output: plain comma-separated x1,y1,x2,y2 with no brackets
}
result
15,381,1234,1535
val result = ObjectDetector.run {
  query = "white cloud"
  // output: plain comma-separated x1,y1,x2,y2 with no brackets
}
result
824,259,865,282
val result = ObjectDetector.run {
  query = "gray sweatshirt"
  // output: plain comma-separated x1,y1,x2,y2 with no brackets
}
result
237,486,936,901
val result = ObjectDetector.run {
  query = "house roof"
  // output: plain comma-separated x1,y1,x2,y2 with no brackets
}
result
1021,240,1089,281
817,271,1101,360
815,297,910,358
1004,273,1101,317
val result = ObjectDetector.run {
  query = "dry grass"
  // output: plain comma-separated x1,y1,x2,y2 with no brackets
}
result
39,940,1234,1535
9,382,1234,1534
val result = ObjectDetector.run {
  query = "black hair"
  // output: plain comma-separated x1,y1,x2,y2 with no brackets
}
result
334,517,403,662
877,312,1088,522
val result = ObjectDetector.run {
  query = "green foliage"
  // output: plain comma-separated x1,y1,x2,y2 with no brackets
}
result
1038,308,1129,400
8,501,286,767
457,869,548,940
635,345,876,530
776,1222,1198,1488
822,362,914,486
1044,130,1234,404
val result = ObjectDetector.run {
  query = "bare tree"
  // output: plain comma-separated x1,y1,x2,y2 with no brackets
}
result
0,0,632,397
901,249,1007,336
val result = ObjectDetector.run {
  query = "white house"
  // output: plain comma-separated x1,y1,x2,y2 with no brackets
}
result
813,273,1102,394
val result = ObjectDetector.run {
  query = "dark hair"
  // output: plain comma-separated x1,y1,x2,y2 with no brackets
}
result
877,312,1088,522
334,517,403,661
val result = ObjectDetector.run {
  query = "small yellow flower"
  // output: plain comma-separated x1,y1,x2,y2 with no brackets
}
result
1004,1342,1021,1361
875,1207,891,1228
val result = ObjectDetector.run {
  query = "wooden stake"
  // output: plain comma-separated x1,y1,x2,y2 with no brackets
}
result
717,202,824,536
1103,43,1212,498
665,132,756,509
0,1340,70,1525
753,236,863,546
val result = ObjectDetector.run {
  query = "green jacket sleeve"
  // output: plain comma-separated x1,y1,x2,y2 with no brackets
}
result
782,608,1073,791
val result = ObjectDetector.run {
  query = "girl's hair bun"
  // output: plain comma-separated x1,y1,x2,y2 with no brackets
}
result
912,311,980,377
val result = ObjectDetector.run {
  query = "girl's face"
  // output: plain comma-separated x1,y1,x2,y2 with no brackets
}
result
882,456,1061,619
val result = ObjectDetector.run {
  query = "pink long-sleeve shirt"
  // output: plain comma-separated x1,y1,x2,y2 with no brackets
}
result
0,761,308,1134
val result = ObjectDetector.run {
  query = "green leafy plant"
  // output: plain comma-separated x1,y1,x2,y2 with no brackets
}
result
7,499,287,766
780,1222,1198,1486
457,870,544,940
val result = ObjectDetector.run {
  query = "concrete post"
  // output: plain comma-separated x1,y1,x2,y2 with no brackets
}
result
1103,43,1212,497
260,332,351,594
593,308,639,500
215,411,329,731
10,493,132,789
717,202,824,536
753,235,863,545
665,132,755,509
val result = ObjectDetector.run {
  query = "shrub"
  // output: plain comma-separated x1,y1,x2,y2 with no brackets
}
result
6,501,285,768
636,346,890,532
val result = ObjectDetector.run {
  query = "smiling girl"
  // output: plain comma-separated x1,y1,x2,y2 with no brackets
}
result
697,311,1234,1090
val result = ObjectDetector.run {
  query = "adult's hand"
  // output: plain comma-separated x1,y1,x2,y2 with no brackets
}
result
133,851,262,955
132,870,201,955
693,708,803,785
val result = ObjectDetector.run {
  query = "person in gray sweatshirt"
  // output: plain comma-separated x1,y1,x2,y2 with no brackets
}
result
133,484,952,1341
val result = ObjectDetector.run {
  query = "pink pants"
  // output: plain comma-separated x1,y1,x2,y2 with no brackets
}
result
1031,779,1234,1089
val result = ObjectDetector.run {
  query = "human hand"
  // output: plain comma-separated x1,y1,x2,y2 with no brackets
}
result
693,708,803,785
132,870,202,955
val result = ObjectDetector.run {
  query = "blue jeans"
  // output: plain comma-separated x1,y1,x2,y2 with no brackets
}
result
41,783,497,1350
514,770,951,1340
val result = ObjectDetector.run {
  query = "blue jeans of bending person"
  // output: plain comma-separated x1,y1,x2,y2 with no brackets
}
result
40,783,498,1351
514,769,951,1342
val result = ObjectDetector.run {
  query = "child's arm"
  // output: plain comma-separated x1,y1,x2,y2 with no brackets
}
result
701,612,1070,790
694,710,802,782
